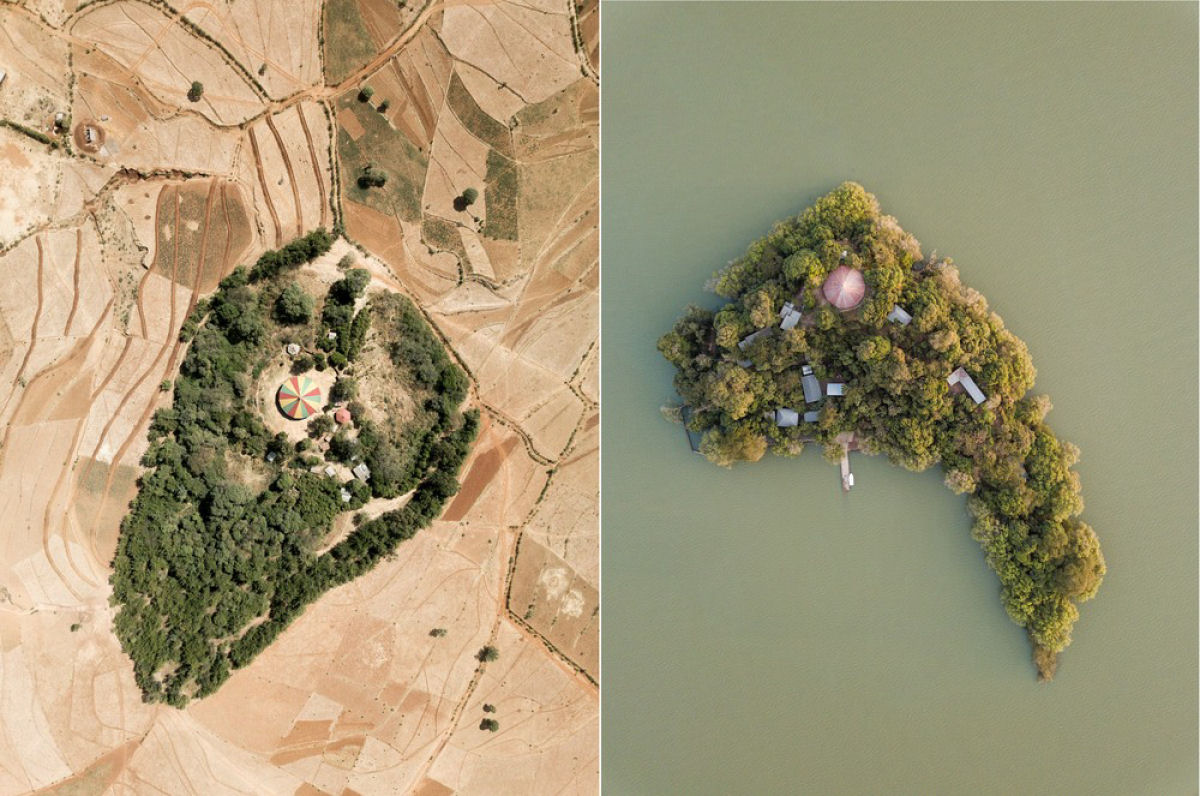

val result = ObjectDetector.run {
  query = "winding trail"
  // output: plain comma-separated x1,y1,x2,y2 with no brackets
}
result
90,180,220,540
247,126,283,246
63,228,83,337
295,103,329,228
1,235,46,420
264,111,304,235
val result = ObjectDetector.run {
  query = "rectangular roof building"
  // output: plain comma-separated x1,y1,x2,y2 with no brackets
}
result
803,410,820,423
887,305,913,325
826,382,845,396
737,328,770,351
352,462,371,481
774,408,799,427
947,367,986,404
801,365,821,404
779,301,802,330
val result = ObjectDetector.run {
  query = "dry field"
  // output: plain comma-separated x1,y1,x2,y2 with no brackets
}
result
0,1,597,793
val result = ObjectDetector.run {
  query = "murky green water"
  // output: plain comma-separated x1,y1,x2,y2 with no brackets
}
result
601,3,1197,794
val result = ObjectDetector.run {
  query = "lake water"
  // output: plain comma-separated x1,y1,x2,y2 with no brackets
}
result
601,3,1198,794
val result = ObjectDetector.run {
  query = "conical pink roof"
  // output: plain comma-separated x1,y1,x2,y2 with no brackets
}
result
822,265,865,310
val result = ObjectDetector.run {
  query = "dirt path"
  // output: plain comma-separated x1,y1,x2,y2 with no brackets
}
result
1,235,46,420
247,127,283,246
263,112,304,235
295,104,329,228
90,181,220,539
63,228,83,337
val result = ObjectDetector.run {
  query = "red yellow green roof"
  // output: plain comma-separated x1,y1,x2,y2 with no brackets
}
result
278,375,321,420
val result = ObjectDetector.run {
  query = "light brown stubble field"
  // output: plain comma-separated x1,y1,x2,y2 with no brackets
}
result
0,0,597,792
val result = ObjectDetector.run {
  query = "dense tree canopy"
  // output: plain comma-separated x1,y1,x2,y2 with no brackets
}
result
111,235,476,706
659,182,1104,680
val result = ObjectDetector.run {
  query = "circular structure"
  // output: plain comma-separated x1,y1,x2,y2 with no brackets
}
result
73,120,106,154
334,407,352,425
822,265,866,310
277,375,322,420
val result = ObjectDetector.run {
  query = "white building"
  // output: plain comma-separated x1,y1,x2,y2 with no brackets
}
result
947,367,986,404
826,382,845,397
779,301,802,330
887,305,913,325
353,462,371,482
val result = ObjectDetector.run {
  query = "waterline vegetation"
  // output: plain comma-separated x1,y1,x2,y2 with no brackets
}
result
658,183,1104,680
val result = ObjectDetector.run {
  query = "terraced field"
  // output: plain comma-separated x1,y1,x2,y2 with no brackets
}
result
0,1,598,792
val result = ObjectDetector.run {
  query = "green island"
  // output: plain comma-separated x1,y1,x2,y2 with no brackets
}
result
111,230,477,706
658,183,1105,680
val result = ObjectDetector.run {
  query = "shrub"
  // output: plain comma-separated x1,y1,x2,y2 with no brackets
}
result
187,81,204,102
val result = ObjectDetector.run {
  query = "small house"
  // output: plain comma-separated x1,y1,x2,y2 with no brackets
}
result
826,382,845,397
737,328,769,351
947,367,986,405
803,410,820,423
265,451,277,463
779,301,802,330
353,462,371,482
0,71,7,87
801,365,821,404
774,408,799,427
339,487,352,503
323,465,337,478
326,331,338,341
887,305,913,325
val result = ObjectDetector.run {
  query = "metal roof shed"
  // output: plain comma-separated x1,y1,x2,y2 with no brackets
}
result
948,367,987,405
801,365,821,404
887,305,913,325
774,408,799,427
779,302,802,330
826,382,845,396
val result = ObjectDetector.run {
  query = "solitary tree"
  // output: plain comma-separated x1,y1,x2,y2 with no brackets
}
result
307,415,333,439
453,187,479,212
274,282,314,324
377,100,390,113
187,81,204,102
331,377,358,403
358,85,375,102
358,165,387,189
476,645,499,663
479,718,499,732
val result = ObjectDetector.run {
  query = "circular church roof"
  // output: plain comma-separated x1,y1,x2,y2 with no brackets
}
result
278,375,321,420
822,265,866,310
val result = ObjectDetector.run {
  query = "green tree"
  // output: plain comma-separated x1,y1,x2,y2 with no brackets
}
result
331,377,358,403
187,81,204,102
274,283,314,324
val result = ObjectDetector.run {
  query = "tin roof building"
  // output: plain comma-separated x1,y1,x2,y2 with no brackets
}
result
801,365,821,404
774,408,799,427
887,305,913,325
779,301,802,330
947,367,986,405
